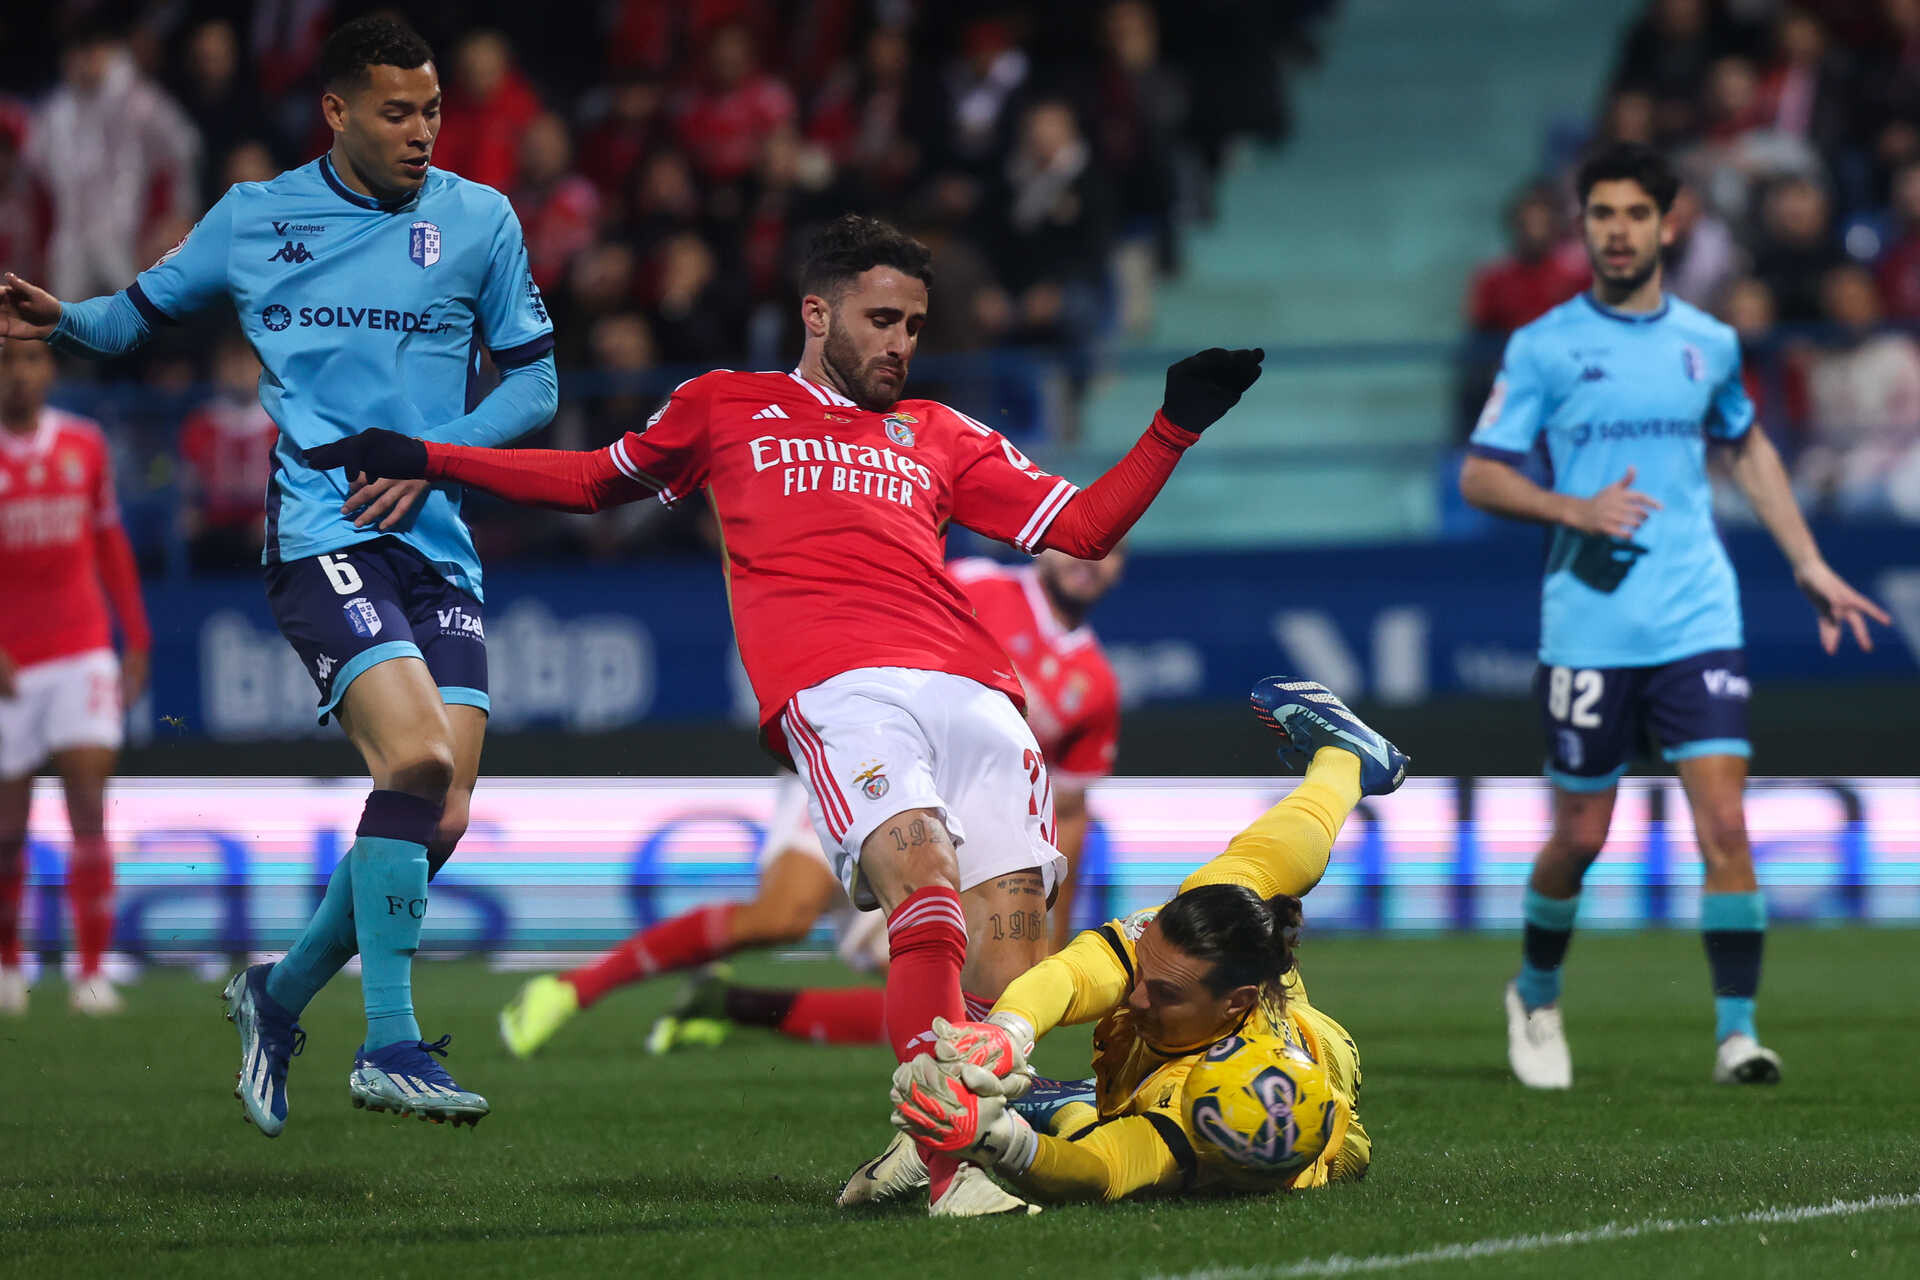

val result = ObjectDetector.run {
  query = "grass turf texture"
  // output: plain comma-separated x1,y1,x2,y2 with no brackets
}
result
4,928,1917,1280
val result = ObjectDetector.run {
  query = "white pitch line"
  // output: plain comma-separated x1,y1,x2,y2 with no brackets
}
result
1153,1191,1920,1280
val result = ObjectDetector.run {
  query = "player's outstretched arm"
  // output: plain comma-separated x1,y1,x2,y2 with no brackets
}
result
1038,348,1263,558
1726,425,1890,653
305,430,652,514
6,273,160,359
0,273,61,341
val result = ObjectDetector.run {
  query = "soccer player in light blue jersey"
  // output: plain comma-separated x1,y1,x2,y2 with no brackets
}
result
1459,143,1888,1090
0,16,560,1132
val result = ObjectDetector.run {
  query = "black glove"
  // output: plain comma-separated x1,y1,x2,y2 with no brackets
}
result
303,428,429,480
1160,347,1265,433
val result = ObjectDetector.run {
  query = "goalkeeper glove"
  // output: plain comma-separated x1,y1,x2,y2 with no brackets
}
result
304,428,430,480
1160,347,1264,434
891,1055,1039,1173
929,1014,1036,1099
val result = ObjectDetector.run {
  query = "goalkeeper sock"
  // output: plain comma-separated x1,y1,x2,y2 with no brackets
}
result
720,984,888,1044
566,903,736,1008
884,885,969,1205
1516,887,1579,1010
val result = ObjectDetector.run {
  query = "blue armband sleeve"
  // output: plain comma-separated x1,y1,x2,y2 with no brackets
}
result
48,292,154,359
421,353,558,447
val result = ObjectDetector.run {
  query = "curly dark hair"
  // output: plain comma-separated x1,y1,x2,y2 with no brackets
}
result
1576,141,1680,214
1156,882,1304,1008
799,214,934,300
321,15,435,92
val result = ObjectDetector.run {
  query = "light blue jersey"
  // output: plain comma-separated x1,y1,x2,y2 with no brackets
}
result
125,156,554,598
1469,292,1755,668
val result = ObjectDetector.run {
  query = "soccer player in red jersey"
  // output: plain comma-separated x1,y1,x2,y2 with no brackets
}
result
306,213,1260,1215
0,340,151,1016
496,548,1125,1057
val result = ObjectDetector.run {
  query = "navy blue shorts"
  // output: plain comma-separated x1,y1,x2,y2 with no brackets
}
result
265,537,488,725
1535,647,1750,792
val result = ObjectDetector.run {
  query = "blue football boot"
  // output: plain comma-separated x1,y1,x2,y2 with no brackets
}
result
348,1034,489,1127
1250,677,1409,796
223,963,305,1138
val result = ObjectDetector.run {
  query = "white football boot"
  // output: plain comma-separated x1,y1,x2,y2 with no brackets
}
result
1505,981,1572,1089
70,974,124,1015
837,1131,929,1207
928,1163,1040,1218
1713,1033,1782,1085
0,966,27,1015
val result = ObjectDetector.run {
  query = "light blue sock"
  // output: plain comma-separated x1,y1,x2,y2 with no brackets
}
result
1515,888,1580,1010
1702,890,1766,1043
1714,995,1757,1042
266,856,357,1015
351,835,429,1051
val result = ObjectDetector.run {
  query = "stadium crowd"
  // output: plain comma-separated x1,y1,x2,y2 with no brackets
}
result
1464,0,1920,521
0,1,1333,570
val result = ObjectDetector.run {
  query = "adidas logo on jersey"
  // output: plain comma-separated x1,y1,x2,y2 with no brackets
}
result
750,404,791,420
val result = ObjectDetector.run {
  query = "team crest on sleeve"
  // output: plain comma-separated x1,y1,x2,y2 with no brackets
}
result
409,221,441,268
852,761,890,800
1474,376,1508,434
1119,906,1158,940
883,412,918,447
1681,343,1704,382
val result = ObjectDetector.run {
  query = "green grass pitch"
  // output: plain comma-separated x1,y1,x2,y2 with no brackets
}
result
5,928,1917,1279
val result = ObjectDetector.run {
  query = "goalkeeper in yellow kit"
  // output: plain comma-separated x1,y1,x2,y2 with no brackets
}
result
872,677,1406,1206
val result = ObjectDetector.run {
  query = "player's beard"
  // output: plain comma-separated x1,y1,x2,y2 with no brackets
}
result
821,319,903,412
1589,241,1661,304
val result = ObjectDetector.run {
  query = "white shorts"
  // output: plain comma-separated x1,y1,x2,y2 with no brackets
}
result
0,649,122,780
780,667,1064,912
760,774,890,973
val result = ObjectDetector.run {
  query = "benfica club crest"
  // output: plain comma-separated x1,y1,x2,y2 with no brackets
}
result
883,412,918,447
409,220,441,268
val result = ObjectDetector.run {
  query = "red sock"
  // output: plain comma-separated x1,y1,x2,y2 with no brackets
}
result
565,902,735,1008
884,886,969,1201
0,837,24,968
776,986,888,1044
67,834,113,979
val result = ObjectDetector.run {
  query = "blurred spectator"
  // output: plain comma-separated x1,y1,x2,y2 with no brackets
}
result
552,240,639,368
1467,183,1590,335
740,128,835,302
1751,175,1844,324
0,102,45,284
1613,0,1733,140
1875,161,1920,320
1717,275,1806,438
1665,184,1743,307
645,232,748,363
935,17,1032,191
1854,0,1920,199
672,23,796,186
619,149,707,261
808,27,932,210
986,98,1114,345
26,25,200,299
1799,263,1920,513
1091,0,1187,333
1759,7,1855,161
169,19,267,206
576,73,668,204
178,331,277,572
221,140,279,189
435,31,542,191
512,113,602,293
1674,55,1822,226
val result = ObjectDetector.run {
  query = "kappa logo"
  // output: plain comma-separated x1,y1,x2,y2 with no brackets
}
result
883,411,918,448
409,220,441,268
268,241,315,264
852,761,890,800
1579,364,1608,382
343,597,383,639
750,404,791,421
314,653,337,684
